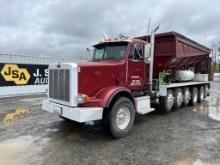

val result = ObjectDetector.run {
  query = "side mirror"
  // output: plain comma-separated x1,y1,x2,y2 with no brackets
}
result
85,48,94,60
144,43,151,63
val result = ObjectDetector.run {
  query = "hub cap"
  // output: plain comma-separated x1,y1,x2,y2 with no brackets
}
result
116,107,130,130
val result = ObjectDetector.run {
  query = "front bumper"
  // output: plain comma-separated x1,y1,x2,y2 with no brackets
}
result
42,99,103,123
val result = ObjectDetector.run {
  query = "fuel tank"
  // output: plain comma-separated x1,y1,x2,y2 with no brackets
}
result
175,70,195,81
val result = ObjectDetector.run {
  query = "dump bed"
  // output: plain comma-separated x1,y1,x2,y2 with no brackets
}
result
137,32,211,78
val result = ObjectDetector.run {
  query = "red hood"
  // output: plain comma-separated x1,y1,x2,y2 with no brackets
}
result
77,60,125,97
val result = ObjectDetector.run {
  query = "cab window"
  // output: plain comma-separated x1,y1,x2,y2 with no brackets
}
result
93,43,127,61
129,44,144,60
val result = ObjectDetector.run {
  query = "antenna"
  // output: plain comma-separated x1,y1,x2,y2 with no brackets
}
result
102,32,108,40
152,25,160,34
147,17,151,35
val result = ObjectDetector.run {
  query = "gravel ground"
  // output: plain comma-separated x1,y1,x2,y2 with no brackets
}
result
0,82,220,165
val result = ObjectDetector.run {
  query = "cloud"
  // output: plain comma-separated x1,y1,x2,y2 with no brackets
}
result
0,0,219,59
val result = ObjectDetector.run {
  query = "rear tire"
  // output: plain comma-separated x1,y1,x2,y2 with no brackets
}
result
183,87,191,106
160,89,174,113
190,87,198,106
204,85,210,97
173,88,183,109
198,86,205,102
102,97,135,138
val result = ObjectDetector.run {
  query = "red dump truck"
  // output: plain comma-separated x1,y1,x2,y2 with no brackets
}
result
42,29,211,138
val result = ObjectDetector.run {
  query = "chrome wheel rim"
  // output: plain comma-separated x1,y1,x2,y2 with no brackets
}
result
116,107,130,130
167,93,174,110
176,91,183,106
193,92,198,103
184,90,191,104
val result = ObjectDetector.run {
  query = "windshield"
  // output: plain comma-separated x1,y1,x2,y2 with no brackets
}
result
92,43,127,61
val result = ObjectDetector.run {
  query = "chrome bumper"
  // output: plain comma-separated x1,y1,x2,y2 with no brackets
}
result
41,99,103,123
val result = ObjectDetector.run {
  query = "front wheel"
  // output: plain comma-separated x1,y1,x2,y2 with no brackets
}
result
103,97,135,138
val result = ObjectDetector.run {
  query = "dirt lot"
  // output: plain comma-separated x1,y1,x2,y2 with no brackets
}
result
0,82,220,165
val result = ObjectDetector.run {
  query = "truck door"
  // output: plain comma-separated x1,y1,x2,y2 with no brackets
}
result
127,44,146,90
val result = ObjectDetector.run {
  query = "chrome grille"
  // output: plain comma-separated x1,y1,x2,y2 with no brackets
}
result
49,69,70,102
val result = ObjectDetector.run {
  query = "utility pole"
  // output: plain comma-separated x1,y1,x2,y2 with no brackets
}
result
211,41,216,72
218,44,220,72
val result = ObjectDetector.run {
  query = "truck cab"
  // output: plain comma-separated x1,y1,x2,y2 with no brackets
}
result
42,36,153,138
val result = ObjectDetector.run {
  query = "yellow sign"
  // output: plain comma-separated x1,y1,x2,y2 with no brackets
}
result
0,64,30,85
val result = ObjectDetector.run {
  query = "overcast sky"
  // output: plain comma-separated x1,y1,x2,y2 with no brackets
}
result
0,0,220,59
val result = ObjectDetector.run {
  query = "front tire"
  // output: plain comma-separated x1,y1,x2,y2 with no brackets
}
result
103,97,135,138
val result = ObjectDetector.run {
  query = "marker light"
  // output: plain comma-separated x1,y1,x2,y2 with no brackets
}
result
77,94,91,104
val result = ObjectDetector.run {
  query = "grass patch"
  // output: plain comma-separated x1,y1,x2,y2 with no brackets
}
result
213,63,220,73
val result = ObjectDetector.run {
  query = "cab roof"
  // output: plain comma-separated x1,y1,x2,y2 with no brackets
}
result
93,38,146,47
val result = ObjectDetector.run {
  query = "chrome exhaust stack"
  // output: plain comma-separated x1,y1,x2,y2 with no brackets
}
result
148,26,159,95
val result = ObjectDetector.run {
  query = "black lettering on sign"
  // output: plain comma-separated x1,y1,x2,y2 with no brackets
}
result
4,66,11,75
12,70,19,79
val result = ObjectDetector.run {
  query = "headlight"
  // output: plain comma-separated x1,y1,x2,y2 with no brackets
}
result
77,94,90,104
